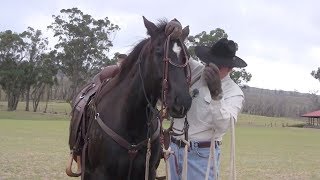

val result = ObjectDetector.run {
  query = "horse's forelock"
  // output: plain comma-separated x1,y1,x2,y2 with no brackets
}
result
155,19,168,33
145,19,168,36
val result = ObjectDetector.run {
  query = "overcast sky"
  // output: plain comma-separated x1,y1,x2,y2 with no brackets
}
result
1,0,320,94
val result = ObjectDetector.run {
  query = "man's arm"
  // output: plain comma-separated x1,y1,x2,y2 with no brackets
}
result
209,93,244,140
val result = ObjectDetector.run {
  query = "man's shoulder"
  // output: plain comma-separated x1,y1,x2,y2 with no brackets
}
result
222,77,244,97
189,58,205,68
189,58,205,80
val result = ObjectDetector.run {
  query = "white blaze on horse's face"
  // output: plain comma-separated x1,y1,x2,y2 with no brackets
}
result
172,42,181,59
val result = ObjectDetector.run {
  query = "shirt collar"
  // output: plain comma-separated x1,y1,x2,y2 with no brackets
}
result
221,73,231,83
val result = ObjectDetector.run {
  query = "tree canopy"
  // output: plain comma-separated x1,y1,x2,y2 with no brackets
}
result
0,30,27,110
20,27,50,111
0,28,58,111
311,67,320,82
48,7,120,100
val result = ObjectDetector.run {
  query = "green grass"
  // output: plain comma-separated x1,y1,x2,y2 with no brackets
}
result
0,101,71,114
0,120,72,180
221,127,320,180
0,102,319,180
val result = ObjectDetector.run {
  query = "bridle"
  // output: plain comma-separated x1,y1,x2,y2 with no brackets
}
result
160,34,191,120
138,33,191,135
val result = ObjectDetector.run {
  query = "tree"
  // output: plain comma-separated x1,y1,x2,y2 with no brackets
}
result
310,68,320,109
48,8,120,101
20,27,49,111
230,68,252,86
187,28,252,86
31,51,58,112
0,30,26,111
311,67,320,82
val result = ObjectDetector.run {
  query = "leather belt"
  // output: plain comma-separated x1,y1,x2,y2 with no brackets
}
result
171,137,222,149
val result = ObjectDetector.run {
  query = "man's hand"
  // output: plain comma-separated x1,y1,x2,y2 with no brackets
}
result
203,63,222,100
165,18,182,39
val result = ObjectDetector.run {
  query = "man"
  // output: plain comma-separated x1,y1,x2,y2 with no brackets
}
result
115,53,127,66
98,53,127,81
94,53,127,82
167,37,247,180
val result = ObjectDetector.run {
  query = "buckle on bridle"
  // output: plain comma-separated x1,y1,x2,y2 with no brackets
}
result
163,57,170,62
129,144,137,150
128,144,138,160
95,113,100,119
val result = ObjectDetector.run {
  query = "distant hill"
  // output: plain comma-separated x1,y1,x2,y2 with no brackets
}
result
242,86,320,119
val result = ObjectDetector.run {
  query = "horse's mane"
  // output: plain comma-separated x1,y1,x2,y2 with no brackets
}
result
117,19,168,81
117,38,149,81
95,20,168,101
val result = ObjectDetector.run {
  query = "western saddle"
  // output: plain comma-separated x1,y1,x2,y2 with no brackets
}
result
66,65,119,177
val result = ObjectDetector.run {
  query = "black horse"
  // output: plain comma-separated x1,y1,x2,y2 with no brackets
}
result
82,17,192,180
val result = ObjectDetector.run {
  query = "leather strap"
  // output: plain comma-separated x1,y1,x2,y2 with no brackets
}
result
171,137,222,149
95,114,160,150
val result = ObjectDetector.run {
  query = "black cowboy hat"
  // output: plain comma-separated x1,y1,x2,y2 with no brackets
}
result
194,38,247,68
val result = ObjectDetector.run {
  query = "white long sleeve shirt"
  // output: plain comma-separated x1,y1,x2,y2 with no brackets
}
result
172,59,244,141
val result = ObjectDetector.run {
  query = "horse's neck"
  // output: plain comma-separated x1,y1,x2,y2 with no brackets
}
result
116,64,159,135
125,73,157,112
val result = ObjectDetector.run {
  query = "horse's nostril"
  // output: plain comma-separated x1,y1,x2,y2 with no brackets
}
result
169,105,188,118
173,105,186,115
172,105,180,113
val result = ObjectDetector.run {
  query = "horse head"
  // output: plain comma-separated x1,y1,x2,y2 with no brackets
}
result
141,17,192,118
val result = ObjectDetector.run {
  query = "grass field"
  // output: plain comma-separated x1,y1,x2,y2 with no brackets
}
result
0,101,320,180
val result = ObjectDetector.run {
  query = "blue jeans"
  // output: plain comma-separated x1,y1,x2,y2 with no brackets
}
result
168,141,221,180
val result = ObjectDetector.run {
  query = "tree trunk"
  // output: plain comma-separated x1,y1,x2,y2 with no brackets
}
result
7,93,14,111
69,75,81,103
7,91,20,111
32,84,45,112
44,86,50,113
25,87,30,111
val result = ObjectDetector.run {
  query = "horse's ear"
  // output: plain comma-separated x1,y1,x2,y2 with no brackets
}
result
181,26,190,41
143,16,158,37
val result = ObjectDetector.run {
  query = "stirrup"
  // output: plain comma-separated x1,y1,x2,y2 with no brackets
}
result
66,152,82,177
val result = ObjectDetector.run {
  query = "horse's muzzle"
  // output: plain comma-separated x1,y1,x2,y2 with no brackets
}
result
168,105,186,118
168,95,192,118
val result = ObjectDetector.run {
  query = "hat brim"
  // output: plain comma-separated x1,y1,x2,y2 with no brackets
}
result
194,46,247,68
